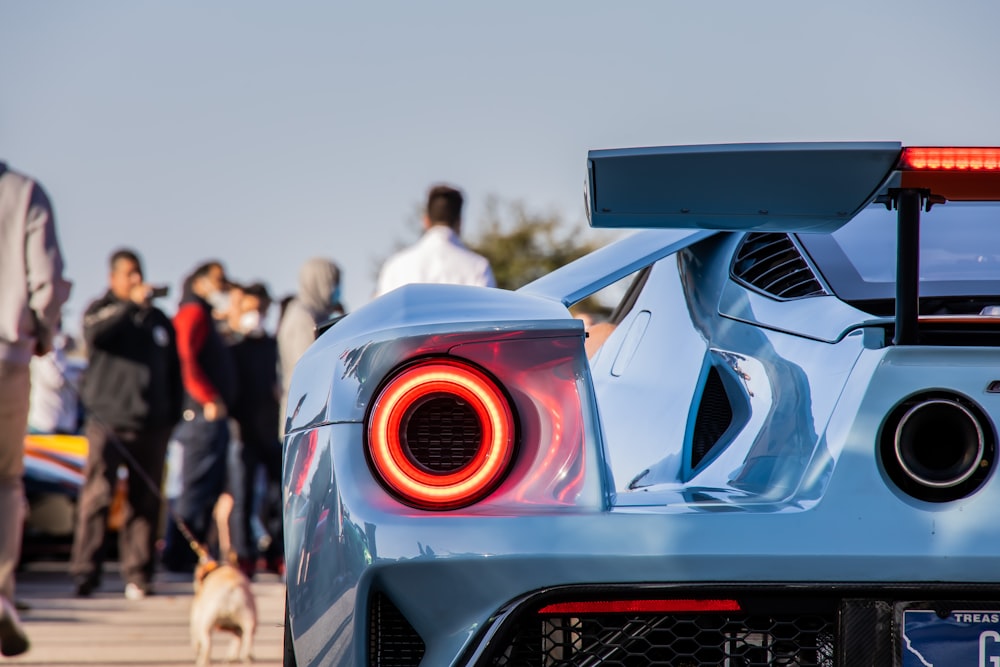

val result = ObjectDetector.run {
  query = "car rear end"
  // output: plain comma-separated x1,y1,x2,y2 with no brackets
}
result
283,143,1000,667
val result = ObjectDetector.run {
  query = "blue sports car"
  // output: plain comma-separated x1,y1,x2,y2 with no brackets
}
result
283,143,1000,666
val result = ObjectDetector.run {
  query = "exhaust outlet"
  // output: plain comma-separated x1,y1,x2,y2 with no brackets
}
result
881,393,995,502
894,399,984,488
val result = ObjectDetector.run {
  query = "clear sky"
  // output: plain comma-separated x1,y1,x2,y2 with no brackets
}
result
3,1,1000,331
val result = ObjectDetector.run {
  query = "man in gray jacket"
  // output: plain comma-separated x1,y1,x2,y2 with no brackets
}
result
0,163,71,656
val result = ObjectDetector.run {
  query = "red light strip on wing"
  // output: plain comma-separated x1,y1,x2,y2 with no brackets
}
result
899,147,1000,201
367,359,515,509
900,147,1000,171
537,599,742,615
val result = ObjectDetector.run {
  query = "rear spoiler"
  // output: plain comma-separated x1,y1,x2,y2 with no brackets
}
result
585,142,1000,344
586,142,901,233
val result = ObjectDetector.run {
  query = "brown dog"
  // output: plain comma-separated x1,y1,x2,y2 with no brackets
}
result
191,557,257,665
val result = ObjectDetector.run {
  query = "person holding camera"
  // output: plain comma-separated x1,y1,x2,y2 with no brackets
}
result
70,248,182,600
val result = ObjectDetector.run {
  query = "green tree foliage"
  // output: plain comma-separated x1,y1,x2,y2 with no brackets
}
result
468,196,601,291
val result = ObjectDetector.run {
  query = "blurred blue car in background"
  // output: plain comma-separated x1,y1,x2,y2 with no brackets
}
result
283,143,1000,666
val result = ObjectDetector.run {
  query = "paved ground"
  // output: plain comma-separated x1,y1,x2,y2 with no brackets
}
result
9,561,285,666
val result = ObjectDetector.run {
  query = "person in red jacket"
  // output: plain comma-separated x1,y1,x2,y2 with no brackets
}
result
160,261,236,574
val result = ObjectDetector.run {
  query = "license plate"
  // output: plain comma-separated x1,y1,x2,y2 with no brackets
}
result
903,608,1000,666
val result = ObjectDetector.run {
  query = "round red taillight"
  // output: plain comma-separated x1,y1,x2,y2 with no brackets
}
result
366,359,516,509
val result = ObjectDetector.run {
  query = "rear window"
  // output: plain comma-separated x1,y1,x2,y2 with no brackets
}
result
798,203,1000,304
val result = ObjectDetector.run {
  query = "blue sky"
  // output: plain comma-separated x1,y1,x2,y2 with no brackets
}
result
3,1,1000,331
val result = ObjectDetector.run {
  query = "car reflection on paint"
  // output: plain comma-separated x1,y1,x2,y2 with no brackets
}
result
282,144,1000,666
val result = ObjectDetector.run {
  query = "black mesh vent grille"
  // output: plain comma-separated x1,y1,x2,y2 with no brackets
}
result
369,592,425,667
492,611,835,666
732,233,828,299
691,366,734,468
403,394,482,472
480,585,1000,667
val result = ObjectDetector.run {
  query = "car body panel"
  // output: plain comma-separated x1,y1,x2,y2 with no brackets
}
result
520,228,714,306
285,284,582,434
284,143,1000,666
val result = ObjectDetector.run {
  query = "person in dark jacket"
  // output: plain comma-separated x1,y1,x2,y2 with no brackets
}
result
70,249,182,599
226,283,283,577
160,260,236,573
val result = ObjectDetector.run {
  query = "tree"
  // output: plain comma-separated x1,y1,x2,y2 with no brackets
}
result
469,196,602,291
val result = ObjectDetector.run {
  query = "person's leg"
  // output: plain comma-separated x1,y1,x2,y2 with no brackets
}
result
69,422,119,594
0,361,30,656
229,423,260,572
159,434,189,572
261,435,285,572
119,426,170,593
177,416,229,552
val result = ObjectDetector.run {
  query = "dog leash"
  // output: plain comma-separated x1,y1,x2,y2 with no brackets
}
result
54,370,215,563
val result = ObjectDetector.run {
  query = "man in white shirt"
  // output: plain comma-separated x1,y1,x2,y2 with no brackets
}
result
375,184,496,297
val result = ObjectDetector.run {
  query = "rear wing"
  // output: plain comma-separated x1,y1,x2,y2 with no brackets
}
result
585,143,1000,344
586,142,901,233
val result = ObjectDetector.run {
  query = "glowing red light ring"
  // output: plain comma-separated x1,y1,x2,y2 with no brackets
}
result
367,359,515,509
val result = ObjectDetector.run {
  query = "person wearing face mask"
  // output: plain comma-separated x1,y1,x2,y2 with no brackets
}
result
276,257,342,433
161,260,236,573
225,283,283,577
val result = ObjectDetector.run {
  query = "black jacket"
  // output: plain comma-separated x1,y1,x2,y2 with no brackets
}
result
80,291,183,431
229,332,280,446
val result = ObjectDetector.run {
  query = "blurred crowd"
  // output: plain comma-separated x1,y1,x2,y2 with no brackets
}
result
1,165,494,657
33,256,346,591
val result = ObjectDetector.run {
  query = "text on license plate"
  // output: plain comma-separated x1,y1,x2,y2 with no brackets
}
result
903,609,1000,666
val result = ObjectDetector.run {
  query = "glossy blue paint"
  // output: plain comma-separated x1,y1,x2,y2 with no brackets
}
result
587,142,901,231
520,228,714,306
284,145,1000,666
286,360,1000,663
284,284,579,434
717,278,889,344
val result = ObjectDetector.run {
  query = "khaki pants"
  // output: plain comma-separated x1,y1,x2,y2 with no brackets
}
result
69,422,172,588
0,362,29,602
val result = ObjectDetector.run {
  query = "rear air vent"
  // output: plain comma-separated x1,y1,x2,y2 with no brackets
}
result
369,592,425,666
732,233,828,299
691,366,734,468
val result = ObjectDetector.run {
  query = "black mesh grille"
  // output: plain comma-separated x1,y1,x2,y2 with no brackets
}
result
477,585,1000,667
732,233,827,299
691,366,734,468
492,611,834,666
369,592,425,667
403,394,483,472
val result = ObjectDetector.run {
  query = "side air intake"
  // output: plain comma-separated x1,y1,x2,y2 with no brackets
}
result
691,366,734,468
732,233,828,299
369,592,425,666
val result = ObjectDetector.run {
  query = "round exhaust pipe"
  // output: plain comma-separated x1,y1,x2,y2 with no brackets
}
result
880,393,995,502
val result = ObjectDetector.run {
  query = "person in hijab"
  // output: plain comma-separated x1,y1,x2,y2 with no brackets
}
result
276,258,342,431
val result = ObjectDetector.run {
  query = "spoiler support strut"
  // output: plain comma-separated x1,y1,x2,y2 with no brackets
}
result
893,189,925,346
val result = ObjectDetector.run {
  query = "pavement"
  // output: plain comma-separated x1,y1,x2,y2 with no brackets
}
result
7,560,285,666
